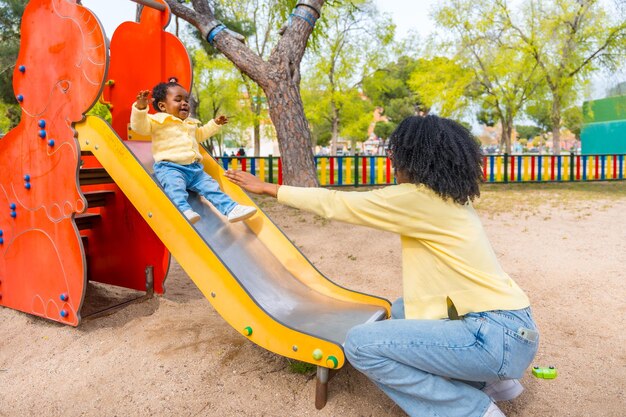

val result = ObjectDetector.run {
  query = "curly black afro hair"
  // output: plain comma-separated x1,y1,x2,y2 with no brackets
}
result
151,77,182,112
387,115,483,205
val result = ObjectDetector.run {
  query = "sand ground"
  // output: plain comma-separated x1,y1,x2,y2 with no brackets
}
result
1,182,625,417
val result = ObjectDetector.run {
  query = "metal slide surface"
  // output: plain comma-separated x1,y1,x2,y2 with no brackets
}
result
75,116,390,368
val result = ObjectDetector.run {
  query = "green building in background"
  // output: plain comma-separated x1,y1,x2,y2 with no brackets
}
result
581,83,626,154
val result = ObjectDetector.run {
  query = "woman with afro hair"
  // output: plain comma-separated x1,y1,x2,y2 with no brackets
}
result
225,115,538,417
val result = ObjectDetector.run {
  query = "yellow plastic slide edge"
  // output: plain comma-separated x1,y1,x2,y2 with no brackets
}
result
75,116,347,369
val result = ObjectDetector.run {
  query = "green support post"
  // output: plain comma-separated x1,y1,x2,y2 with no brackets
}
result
268,154,274,184
354,154,359,187
503,153,509,184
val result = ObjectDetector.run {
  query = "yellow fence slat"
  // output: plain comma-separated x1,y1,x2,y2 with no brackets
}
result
523,156,530,181
376,158,384,185
496,156,503,182
258,158,265,181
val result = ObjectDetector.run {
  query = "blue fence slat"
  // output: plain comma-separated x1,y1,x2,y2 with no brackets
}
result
338,157,343,185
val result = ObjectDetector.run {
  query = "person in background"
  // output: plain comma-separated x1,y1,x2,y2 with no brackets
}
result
131,77,257,224
225,115,538,417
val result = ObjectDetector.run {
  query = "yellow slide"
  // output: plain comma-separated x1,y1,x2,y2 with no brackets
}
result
75,116,390,373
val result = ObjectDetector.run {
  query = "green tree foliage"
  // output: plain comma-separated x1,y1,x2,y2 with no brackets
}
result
191,49,256,156
495,0,626,154
302,0,392,154
373,121,395,141
515,124,543,140
428,0,543,153
362,56,426,127
0,0,25,100
408,56,474,119
0,0,27,132
562,106,583,139
85,102,112,124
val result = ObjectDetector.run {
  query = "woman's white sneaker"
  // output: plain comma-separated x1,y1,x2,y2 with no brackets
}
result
227,204,257,223
482,379,524,402
484,402,506,417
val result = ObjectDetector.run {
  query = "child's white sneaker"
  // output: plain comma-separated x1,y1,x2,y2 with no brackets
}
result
482,379,523,402
483,402,506,417
227,204,257,223
183,209,201,224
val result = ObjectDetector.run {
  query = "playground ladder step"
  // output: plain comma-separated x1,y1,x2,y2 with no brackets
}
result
83,190,114,208
79,167,113,185
75,213,101,230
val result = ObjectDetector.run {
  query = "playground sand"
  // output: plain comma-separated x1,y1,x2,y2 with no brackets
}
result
1,182,625,417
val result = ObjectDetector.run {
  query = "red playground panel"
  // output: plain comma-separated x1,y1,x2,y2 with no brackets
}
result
0,0,179,326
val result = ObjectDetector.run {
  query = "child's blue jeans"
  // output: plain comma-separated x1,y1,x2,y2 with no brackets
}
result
345,298,539,417
153,161,237,216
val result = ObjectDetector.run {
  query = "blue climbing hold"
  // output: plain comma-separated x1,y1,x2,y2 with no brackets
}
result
0,238,3,245
16,94,23,102
38,130,46,138
10,211,16,218
9,203,16,210
25,183,31,190
48,139,55,147
60,310,68,318
38,120,46,128
0,230,3,236
60,293,68,302
18,65,26,73
24,174,30,182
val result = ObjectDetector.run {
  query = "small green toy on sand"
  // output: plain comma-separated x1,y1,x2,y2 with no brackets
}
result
532,366,557,379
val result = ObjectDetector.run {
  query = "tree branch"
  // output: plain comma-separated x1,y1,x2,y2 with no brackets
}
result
269,1,325,76
164,0,270,86
569,23,626,78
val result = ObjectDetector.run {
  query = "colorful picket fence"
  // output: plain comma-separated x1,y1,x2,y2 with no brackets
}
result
217,154,626,186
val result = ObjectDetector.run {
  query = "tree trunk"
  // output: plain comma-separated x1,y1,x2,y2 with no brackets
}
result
499,122,512,154
330,101,339,155
551,99,562,155
253,116,261,157
265,80,317,186
253,86,262,157
504,115,513,154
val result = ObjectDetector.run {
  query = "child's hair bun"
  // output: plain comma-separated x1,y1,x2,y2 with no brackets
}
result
168,76,179,83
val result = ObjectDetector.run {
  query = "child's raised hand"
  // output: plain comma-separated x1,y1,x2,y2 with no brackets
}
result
214,115,229,126
136,90,151,110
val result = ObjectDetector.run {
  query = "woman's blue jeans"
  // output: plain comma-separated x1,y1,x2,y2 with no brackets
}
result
153,161,237,215
344,298,539,417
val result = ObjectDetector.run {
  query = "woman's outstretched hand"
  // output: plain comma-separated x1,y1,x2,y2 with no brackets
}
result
224,170,279,197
